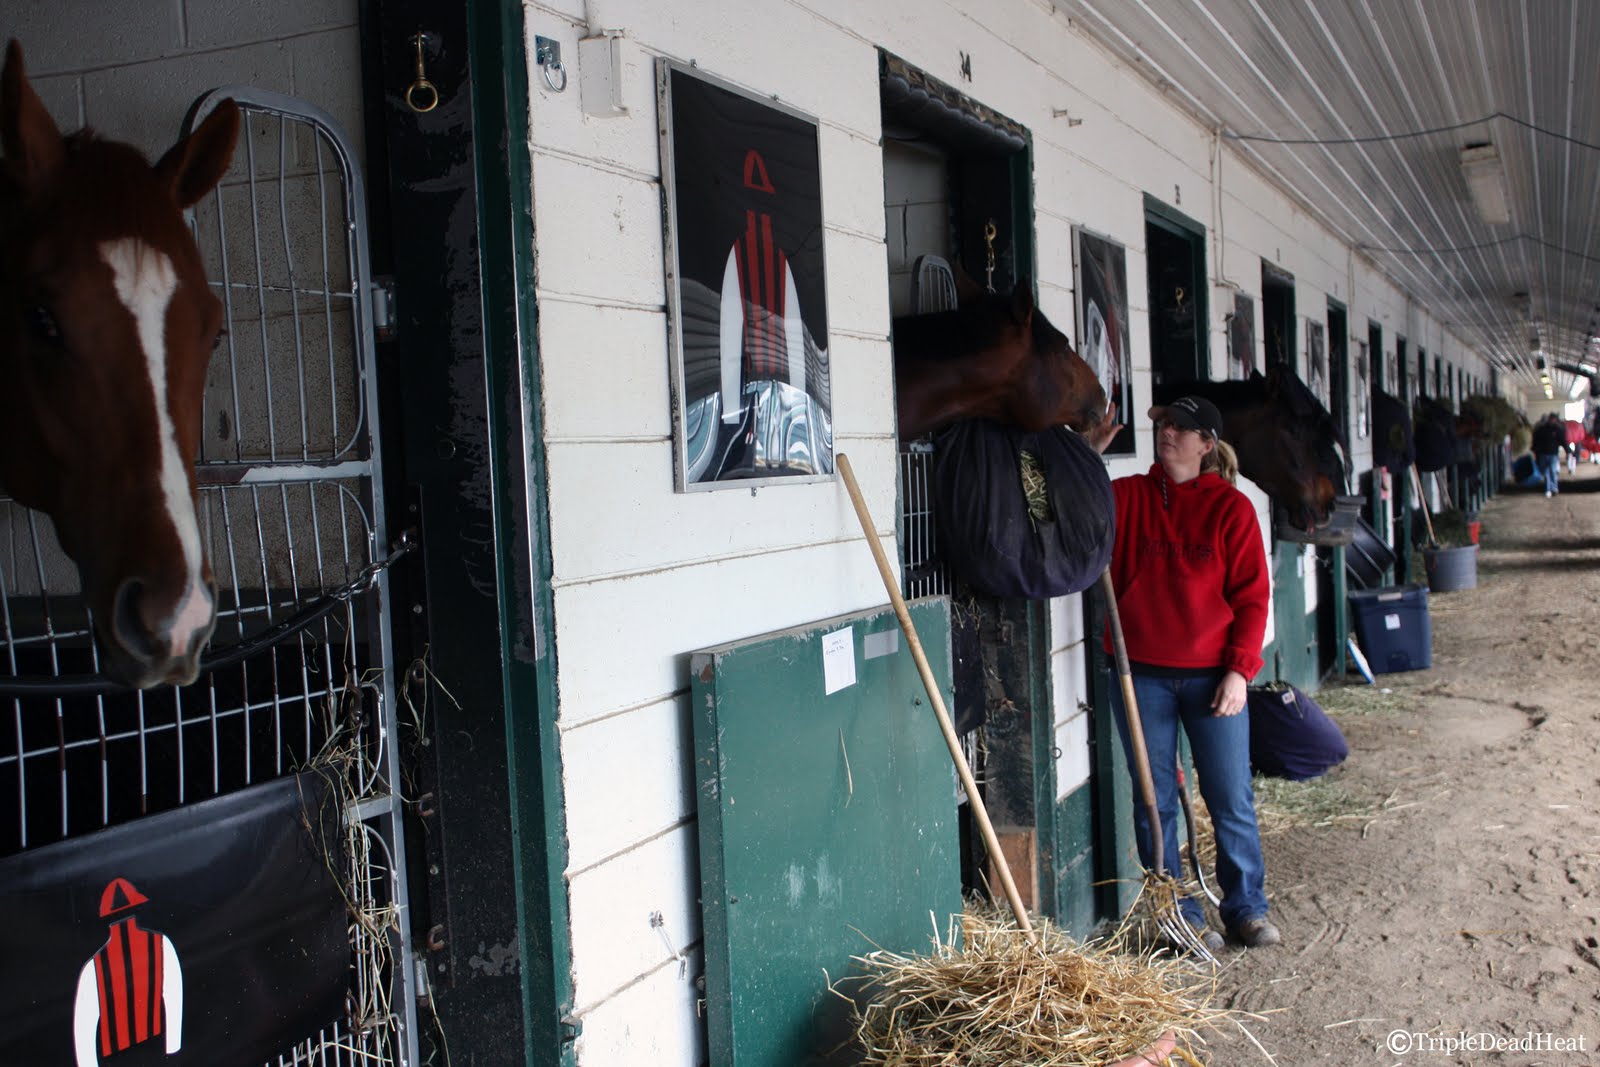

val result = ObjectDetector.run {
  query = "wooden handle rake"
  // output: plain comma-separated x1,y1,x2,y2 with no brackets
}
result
836,453,1038,947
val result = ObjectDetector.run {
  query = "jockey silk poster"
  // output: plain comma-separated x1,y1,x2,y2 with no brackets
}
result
659,61,834,490
0,773,348,1065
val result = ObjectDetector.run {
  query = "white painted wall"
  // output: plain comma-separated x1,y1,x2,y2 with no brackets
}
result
518,2,1496,1061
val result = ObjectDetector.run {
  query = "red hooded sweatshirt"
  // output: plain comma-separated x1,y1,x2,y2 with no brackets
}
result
1104,464,1270,680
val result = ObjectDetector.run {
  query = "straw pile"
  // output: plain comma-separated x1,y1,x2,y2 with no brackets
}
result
845,907,1223,1066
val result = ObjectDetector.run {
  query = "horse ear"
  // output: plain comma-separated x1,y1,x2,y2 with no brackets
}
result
1263,360,1284,396
1009,276,1036,325
157,98,240,209
1,41,66,190
951,262,985,305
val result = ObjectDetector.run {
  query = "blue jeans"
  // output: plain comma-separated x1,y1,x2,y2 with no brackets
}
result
1535,453,1560,494
1109,671,1269,930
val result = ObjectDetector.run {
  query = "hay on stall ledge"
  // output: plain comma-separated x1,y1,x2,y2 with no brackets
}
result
840,906,1227,1066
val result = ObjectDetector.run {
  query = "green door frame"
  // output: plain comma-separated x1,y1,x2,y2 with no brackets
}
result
1143,194,1211,384
468,1,574,1061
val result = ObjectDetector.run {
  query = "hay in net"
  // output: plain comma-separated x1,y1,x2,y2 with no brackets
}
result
843,905,1225,1066
1019,450,1052,525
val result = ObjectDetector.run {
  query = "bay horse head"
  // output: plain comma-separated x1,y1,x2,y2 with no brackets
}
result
0,42,240,688
1156,364,1345,532
893,276,1107,440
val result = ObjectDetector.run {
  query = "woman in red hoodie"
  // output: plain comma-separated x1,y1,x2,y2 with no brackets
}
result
1089,396,1278,951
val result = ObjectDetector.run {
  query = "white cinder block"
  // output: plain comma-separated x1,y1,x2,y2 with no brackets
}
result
553,519,895,727
562,696,696,874
1051,643,1091,736
822,124,890,240
827,333,896,437
1055,709,1092,798
528,27,660,177
1049,593,1086,652
532,153,664,308
545,438,898,585
568,823,702,1011
822,228,892,337
572,947,707,1067
537,300,672,441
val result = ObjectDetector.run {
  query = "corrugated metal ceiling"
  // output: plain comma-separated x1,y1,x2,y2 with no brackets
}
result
1053,0,1600,399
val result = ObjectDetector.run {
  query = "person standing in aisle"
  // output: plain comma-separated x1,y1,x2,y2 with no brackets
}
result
1087,397,1279,950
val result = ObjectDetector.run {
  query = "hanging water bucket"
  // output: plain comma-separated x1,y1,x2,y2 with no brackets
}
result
1423,544,1477,592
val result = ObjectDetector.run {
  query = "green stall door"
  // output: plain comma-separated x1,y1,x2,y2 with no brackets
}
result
691,599,963,1066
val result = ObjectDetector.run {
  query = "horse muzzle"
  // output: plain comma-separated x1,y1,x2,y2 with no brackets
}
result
103,576,218,688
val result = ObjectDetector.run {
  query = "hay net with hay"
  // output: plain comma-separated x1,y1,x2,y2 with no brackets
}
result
842,905,1225,1066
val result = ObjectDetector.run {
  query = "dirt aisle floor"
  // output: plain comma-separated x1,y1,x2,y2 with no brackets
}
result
1197,464,1600,1066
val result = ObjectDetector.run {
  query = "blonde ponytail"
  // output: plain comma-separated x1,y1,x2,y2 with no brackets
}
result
1202,437,1239,485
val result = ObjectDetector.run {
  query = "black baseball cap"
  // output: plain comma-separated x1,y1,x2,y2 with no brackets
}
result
1147,396,1224,438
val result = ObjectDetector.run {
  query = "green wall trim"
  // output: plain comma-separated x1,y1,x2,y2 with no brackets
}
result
466,1,575,1062
1052,783,1099,937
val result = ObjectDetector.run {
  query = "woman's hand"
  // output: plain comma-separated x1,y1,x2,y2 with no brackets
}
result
1211,670,1248,717
1084,401,1122,454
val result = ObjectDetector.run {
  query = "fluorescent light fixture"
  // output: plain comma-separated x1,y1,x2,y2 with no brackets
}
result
1461,143,1511,225
1569,377,1587,400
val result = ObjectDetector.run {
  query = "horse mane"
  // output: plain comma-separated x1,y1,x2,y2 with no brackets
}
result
892,294,1013,362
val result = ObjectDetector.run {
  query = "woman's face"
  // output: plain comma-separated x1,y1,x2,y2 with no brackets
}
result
1156,419,1216,469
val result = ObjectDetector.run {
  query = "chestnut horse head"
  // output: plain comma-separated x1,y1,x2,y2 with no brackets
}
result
1157,364,1346,532
892,277,1107,440
0,42,240,688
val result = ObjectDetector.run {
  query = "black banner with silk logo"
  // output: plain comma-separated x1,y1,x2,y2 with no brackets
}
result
0,772,348,1066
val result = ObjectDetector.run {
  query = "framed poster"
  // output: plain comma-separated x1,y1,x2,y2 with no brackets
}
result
1227,292,1256,380
1074,228,1134,455
1354,340,1371,438
658,61,833,490
1307,320,1327,407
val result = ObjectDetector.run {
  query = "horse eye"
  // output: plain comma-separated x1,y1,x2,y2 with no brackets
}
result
29,304,62,344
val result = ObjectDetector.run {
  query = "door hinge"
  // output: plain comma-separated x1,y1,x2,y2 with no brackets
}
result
372,276,398,341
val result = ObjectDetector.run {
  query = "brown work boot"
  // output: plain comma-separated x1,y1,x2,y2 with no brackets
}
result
1231,917,1281,947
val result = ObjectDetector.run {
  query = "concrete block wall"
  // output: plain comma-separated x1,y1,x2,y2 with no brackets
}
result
5,1,363,167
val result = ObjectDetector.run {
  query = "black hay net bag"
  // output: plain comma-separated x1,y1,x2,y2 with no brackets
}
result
1412,396,1457,473
1371,388,1414,473
931,419,1114,600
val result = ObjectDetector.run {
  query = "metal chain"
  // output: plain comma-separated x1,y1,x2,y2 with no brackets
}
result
984,219,998,292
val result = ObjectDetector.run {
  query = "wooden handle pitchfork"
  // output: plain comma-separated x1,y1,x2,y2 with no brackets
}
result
836,453,1038,946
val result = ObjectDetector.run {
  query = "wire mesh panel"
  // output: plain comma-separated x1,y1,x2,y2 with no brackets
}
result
0,88,417,1066
898,254,957,601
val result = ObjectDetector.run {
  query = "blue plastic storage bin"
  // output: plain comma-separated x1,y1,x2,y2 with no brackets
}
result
1348,584,1432,673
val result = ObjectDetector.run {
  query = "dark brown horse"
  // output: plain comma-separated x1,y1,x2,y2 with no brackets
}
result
1156,364,1346,532
0,41,239,688
893,278,1106,440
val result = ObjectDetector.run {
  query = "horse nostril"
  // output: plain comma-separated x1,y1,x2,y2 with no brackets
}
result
112,578,158,663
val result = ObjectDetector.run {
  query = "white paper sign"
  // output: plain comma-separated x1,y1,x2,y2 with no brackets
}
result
822,629,856,695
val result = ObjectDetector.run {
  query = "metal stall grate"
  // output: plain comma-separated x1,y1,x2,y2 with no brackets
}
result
898,255,957,600
0,87,418,1065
